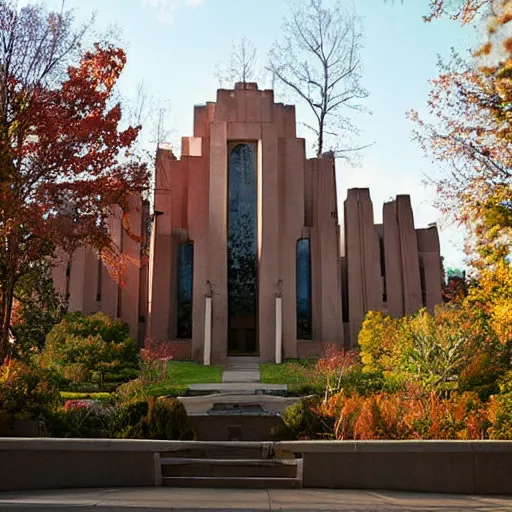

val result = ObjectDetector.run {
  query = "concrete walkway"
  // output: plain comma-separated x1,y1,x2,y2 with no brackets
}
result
182,357,288,403
0,487,511,511
222,357,261,383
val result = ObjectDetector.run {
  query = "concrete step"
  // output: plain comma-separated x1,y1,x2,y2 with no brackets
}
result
223,365,260,370
187,383,287,395
162,476,302,488
225,357,260,366
161,458,297,478
179,393,300,415
160,443,270,460
222,369,260,383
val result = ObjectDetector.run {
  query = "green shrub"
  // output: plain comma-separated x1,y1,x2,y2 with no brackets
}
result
341,365,393,396
47,401,115,438
0,359,60,425
40,312,139,389
109,397,194,440
143,398,195,440
110,400,149,439
273,396,333,440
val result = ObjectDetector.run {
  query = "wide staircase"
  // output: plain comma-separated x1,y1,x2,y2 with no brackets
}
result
157,442,302,488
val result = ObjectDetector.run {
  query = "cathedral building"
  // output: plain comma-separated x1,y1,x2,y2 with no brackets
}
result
52,83,443,364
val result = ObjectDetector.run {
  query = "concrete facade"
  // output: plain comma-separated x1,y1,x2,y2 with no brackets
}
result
53,83,443,359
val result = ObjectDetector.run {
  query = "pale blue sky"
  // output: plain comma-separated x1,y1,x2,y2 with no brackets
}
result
39,0,479,269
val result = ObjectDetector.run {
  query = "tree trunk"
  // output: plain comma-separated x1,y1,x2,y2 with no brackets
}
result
0,279,15,362
317,123,324,157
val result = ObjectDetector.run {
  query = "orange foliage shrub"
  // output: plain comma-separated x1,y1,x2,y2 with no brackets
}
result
330,389,490,440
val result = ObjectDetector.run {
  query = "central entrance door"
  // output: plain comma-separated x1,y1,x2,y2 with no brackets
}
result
227,142,258,355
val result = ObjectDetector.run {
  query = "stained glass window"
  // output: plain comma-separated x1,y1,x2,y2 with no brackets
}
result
227,143,258,354
297,238,312,339
177,242,193,339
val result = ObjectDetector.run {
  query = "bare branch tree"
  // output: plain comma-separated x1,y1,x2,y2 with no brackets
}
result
214,37,258,87
268,0,370,157
127,80,173,205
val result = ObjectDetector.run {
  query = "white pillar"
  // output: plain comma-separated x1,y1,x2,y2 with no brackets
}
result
204,296,212,366
275,296,283,364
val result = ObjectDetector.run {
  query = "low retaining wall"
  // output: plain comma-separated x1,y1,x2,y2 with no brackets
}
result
0,439,159,491
1,439,512,494
279,441,512,495
190,415,283,441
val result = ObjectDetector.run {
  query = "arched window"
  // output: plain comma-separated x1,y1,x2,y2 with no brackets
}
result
177,242,194,339
296,238,312,339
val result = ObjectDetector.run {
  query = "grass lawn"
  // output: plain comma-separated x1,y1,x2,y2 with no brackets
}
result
145,361,223,397
260,359,323,395
60,391,112,402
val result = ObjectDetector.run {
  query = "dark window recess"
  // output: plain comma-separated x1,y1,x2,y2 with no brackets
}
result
341,258,349,323
296,238,312,339
177,242,194,339
419,256,427,306
379,235,387,303
96,257,102,303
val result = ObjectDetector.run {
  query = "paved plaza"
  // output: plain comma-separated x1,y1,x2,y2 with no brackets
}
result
0,487,511,511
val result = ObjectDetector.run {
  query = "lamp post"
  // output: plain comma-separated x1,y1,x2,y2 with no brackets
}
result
146,210,164,342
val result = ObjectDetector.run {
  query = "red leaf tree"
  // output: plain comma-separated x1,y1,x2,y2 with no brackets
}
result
0,1,148,360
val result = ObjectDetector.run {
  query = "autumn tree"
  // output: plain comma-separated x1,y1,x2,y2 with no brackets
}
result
409,0,512,344
268,0,369,157
0,1,148,360
215,37,258,88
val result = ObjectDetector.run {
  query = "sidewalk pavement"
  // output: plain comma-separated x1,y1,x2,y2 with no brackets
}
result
0,487,511,511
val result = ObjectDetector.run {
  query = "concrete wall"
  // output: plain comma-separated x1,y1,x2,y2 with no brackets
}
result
190,415,283,442
0,439,156,491
279,440,512,495
2,439,512,494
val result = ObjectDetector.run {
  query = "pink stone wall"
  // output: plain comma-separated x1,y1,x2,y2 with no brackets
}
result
57,84,444,362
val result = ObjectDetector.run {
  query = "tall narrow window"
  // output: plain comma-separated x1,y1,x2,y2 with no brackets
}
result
177,242,194,339
296,238,312,339
227,143,258,354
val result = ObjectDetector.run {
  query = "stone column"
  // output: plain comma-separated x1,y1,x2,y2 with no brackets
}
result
67,247,85,313
208,121,228,363
51,249,69,299
344,188,382,347
187,152,210,361
67,245,99,315
119,194,142,340
314,157,343,344
258,123,279,362
100,207,122,320
147,150,174,343
417,225,443,311
383,200,404,318
279,137,305,359
396,195,423,315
